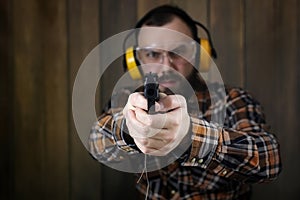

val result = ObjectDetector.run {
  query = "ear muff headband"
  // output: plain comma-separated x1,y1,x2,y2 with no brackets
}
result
124,38,214,78
123,5,218,80
125,47,143,80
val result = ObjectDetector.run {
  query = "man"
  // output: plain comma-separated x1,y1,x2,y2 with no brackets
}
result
89,5,281,200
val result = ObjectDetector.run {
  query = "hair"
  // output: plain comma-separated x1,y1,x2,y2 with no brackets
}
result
134,4,199,41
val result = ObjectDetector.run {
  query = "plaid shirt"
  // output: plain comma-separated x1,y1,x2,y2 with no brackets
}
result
89,83,281,200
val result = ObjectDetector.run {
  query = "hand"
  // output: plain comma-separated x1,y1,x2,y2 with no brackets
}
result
123,92,190,156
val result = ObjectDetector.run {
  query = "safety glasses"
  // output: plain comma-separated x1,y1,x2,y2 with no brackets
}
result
136,41,197,65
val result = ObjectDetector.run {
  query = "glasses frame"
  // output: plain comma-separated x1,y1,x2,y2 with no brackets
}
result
135,41,197,65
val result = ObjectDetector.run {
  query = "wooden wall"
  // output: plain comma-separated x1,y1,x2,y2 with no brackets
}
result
0,0,299,199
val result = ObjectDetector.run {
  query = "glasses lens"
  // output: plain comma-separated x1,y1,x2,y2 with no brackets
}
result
136,41,196,64
170,42,195,61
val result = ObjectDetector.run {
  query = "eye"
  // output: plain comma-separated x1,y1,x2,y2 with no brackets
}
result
168,45,187,60
169,43,195,61
172,44,188,56
144,49,161,59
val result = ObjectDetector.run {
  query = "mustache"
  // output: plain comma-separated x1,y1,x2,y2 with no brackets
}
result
157,72,182,82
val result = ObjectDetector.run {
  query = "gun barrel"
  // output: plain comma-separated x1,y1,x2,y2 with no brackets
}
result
144,72,159,114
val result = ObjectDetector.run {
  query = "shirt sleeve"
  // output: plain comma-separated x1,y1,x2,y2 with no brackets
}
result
88,89,140,163
182,88,282,184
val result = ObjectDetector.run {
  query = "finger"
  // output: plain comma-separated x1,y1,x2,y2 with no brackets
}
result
153,93,167,111
134,137,166,150
159,92,168,99
126,109,162,138
144,109,187,129
135,107,168,129
139,141,176,156
133,129,177,155
148,130,174,144
125,109,147,138
157,94,187,112
123,101,135,116
134,137,173,156
134,141,160,155
134,108,184,130
128,92,148,110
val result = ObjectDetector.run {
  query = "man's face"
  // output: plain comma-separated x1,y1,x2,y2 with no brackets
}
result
137,17,196,92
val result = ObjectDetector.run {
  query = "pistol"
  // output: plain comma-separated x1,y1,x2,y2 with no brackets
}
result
144,72,160,114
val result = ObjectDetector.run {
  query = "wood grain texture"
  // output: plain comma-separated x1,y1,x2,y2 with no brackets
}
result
210,0,245,87
1,0,299,199
250,0,300,199
0,0,13,199
244,2,279,199
99,0,139,199
68,0,102,199
12,0,69,199
137,0,170,18
12,0,47,198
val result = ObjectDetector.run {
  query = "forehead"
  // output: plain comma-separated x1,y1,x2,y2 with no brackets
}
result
138,17,194,48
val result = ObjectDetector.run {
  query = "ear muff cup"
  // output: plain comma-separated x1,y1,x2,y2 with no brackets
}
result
199,39,212,72
124,47,143,80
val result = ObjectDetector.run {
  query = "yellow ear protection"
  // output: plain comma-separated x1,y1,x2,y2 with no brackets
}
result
123,45,143,80
199,39,213,72
122,5,217,80
194,21,218,72
123,28,217,80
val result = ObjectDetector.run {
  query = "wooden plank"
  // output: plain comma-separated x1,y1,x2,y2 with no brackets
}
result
244,0,277,111
251,0,300,199
244,0,281,199
41,1,69,199
12,0,70,199
210,0,245,87
274,0,300,199
99,0,140,110
99,0,140,199
0,0,13,199
185,0,208,26
137,0,170,18
12,0,46,198
68,0,102,199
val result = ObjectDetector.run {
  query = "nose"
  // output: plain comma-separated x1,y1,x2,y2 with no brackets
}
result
161,52,174,66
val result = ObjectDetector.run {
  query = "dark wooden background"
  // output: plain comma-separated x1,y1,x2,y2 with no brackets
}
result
1,0,299,199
